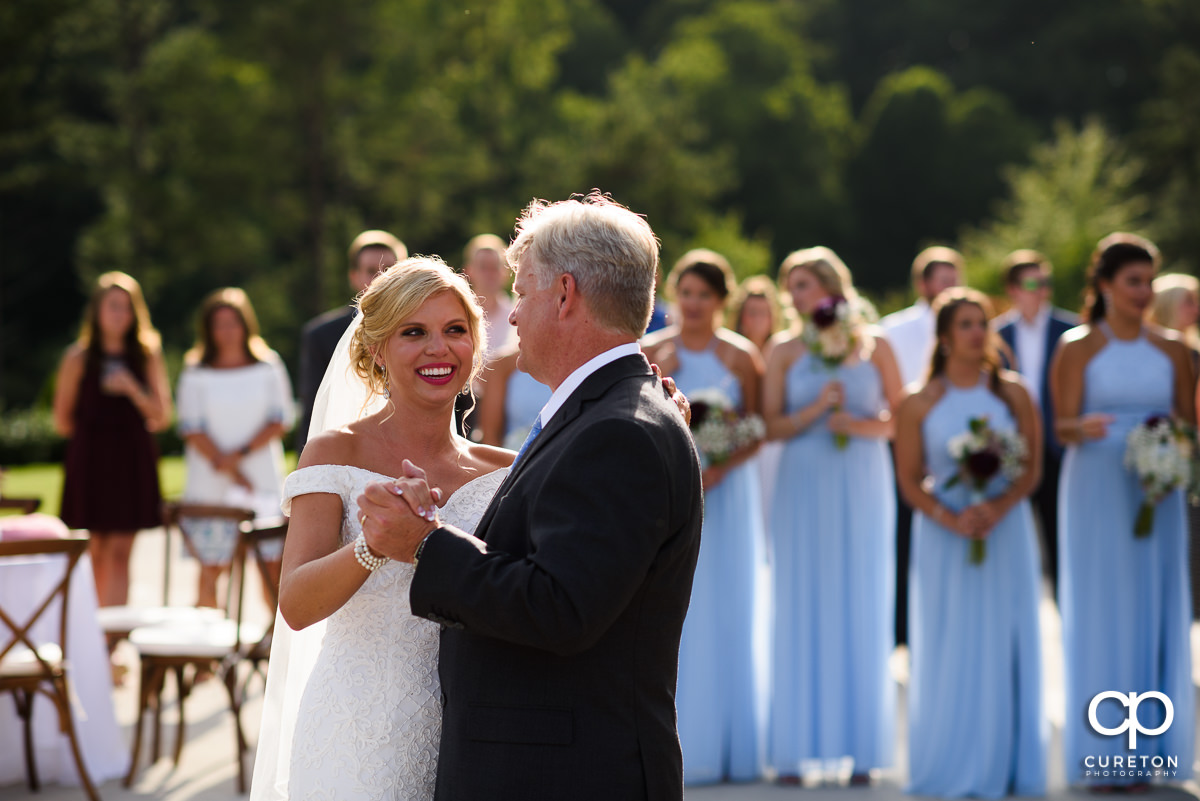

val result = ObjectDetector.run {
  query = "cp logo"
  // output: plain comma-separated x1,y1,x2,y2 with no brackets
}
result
1088,691,1173,749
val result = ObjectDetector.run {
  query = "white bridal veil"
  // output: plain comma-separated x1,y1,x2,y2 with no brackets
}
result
250,315,383,800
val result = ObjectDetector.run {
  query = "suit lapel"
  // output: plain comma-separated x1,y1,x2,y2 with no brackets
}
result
474,354,653,538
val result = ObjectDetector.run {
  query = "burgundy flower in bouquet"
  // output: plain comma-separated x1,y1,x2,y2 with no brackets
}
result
945,416,1027,564
802,295,856,449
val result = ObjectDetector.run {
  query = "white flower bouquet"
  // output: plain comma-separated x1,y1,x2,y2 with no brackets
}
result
688,389,765,467
1124,415,1195,538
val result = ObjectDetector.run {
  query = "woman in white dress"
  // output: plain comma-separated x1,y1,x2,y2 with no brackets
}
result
177,287,294,608
250,257,512,800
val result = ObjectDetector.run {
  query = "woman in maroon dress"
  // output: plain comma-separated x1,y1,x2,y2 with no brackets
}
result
53,271,172,608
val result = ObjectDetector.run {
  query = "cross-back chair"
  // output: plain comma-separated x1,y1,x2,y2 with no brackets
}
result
125,514,286,793
95,501,254,649
0,535,100,801
0,496,41,515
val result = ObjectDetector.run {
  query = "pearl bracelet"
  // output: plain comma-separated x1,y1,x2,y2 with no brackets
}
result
353,532,389,573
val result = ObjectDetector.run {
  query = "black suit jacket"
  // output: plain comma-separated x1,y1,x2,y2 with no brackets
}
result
996,306,1077,455
295,305,355,454
410,353,703,801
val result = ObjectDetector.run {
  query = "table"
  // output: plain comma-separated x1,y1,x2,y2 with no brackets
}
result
0,551,128,787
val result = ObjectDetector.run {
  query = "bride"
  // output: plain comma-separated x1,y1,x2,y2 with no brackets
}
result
251,257,512,800
251,255,688,799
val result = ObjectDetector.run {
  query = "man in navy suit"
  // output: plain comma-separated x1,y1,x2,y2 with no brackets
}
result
994,250,1077,598
295,230,406,454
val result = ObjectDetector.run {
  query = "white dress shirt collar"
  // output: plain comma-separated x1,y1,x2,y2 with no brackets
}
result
537,342,642,427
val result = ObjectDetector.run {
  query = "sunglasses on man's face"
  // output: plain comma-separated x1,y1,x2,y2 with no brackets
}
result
1019,276,1049,291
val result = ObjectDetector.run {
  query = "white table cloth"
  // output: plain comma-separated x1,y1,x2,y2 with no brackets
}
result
0,551,128,787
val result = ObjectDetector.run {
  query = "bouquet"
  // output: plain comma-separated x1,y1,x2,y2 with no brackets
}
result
688,389,765,468
802,295,857,449
945,415,1028,564
1124,415,1195,538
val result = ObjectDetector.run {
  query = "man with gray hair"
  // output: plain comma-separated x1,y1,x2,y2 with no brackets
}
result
358,192,703,799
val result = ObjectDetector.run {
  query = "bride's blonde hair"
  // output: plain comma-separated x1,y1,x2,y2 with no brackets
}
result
350,256,488,400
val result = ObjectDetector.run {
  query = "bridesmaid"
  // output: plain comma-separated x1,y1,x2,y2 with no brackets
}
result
1052,233,1195,790
730,276,786,520
476,345,551,450
895,288,1046,798
643,248,766,785
763,247,902,784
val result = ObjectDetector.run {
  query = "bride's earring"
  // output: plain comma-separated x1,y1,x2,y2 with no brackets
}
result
381,365,390,399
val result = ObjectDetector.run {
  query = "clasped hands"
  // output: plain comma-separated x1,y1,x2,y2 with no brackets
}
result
943,498,1006,541
356,460,443,564
820,380,854,436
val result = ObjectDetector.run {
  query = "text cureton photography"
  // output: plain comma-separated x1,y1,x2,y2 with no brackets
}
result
1083,691,1180,780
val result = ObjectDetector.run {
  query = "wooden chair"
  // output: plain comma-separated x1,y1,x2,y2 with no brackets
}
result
96,501,254,648
124,515,285,792
0,496,41,515
0,535,101,801
227,519,288,791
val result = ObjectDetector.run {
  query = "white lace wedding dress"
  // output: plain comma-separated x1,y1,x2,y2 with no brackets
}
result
251,464,507,801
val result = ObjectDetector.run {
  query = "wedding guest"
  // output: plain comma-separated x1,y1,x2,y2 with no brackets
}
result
1148,272,1200,619
458,234,516,437
762,247,902,784
178,288,294,608
646,263,671,334
881,246,963,647
882,247,964,388
732,276,786,515
1052,233,1195,790
54,271,171,608
895,288,1046,798
296,230,405,454
994,250,1078,598
731,275,784,362
475,346,551,450
1149,273,1200,363
461,234,515,358
643,249,766,785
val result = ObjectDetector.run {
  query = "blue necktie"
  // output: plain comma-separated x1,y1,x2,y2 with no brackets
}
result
513,415,543,465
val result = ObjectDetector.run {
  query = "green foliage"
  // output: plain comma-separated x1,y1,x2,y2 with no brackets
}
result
683,211,774,281
1136,46,1200,276
3,0,1200,414
0,407,62,465
959,119,1153,311
845,66,1035,292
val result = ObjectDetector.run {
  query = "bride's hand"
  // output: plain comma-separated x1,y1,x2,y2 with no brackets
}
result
357,460,443,563
652,363,691,426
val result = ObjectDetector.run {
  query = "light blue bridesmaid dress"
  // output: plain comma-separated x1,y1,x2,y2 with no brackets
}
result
672,337,767,784
767,350,895,776
501,368,551,451
906,375,1046,799
1059,323,1193,786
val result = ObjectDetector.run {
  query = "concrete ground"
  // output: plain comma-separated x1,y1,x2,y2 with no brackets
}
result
3,527,1198,800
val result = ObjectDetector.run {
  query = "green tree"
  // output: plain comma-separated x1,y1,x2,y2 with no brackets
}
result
846,66,1034,294
958,119,1154,312
1136,45,1200,276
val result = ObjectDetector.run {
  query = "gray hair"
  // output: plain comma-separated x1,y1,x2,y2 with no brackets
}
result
507,192,660,338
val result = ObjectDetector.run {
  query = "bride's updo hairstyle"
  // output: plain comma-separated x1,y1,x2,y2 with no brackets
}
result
350,256,488,399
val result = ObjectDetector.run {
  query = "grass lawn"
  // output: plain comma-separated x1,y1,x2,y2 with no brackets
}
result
3,453,299,518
